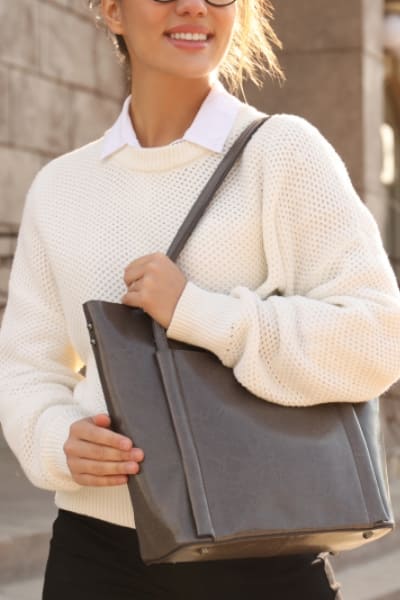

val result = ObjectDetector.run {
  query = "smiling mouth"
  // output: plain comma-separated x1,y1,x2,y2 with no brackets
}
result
166,32,211,42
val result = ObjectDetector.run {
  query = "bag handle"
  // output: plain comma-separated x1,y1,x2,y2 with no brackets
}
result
153,115,271,350
166,116,270,262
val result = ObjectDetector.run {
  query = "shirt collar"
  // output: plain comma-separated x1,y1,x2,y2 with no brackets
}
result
100,81,242,160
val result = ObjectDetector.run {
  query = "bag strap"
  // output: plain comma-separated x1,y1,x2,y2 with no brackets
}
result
153,115,271,349
166,116,271,262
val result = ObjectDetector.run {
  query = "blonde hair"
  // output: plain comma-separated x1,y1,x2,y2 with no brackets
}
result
223,0,284,91
88,0,284,92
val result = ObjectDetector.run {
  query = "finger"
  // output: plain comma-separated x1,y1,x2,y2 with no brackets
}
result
68,440,144,463
91,413,111,428
127,278,142,293
124,262,148,286
124,252,167,285
74,419,133,451
75,458,140,477
121,289,142,307
73,473,129,487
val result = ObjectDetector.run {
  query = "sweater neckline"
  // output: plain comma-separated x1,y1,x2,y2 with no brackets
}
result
105,139,215,173
102,104,263,173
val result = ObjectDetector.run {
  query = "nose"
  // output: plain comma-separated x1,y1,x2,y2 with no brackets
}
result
175,0,208,17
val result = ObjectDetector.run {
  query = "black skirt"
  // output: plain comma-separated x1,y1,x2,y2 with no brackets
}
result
43,509,343,600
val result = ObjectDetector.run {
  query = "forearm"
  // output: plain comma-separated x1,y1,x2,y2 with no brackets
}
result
167,117,400,406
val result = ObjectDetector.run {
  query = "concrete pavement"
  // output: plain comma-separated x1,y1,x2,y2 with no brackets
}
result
333,547,400,599
0,577,43,600
0,447,56,584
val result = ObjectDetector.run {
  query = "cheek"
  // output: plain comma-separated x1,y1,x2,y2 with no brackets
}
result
120,5,165,56
125,28,157,63
216,10,236,48
214,19,236,60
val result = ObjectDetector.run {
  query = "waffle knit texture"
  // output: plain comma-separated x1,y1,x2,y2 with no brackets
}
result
1,103,400,528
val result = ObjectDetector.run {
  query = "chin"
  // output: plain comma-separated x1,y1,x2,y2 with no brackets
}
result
167,65,219,82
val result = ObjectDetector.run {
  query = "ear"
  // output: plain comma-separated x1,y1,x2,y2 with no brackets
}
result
101,0,124,36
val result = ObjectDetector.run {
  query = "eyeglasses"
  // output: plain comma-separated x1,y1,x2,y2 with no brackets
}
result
153,0,236,7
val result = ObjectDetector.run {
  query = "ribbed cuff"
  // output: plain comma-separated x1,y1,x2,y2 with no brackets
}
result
55,484,135,529
39,406,87,491
166,281,245,366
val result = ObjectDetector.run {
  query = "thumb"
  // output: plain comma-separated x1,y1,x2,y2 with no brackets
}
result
91,413,111,428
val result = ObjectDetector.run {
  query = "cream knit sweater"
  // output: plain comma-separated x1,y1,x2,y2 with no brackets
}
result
1,103,400,528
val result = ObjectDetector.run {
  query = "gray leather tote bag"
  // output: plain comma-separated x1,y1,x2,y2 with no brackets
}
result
83,118,394,565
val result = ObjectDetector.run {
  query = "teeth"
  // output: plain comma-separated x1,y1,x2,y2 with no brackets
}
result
169,33,208,41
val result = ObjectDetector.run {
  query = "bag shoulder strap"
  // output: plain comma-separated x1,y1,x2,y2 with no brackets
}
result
154,115,271,348
166,116,271,263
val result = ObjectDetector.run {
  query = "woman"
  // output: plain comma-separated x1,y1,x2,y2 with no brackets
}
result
1,0,400,598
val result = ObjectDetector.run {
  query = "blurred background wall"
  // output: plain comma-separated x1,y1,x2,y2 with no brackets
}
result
0,0,126,340
0,0,400,596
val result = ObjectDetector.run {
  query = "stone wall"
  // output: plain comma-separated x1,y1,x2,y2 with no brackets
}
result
0,0,126,317
247,0,385,228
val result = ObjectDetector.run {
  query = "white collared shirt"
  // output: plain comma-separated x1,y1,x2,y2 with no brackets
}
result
101,81,242,159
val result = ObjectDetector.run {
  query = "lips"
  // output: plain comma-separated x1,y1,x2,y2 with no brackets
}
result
164,24,213,49
165,24,212,36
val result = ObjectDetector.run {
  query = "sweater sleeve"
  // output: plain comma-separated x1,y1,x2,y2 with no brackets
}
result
166,116,400,407
0,175,86,491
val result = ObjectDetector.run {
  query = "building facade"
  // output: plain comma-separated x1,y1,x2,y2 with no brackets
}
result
0,0,126,319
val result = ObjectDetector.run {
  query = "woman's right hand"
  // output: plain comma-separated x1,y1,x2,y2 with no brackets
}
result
64,413,144,486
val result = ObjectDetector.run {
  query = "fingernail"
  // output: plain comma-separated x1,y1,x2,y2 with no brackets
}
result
127,462,139,473
132,449,144,461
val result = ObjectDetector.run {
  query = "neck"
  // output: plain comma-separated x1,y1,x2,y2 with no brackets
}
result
129,74,213,148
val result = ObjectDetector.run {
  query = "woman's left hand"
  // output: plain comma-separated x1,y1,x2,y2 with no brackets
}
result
122,252,187,329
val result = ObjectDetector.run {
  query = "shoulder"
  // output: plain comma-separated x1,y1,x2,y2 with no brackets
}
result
233,103,322,140
255,112,340,159
234,108,350,180
21,137,106,229
26,137,106,214
32,137,105,192
234,106,364,213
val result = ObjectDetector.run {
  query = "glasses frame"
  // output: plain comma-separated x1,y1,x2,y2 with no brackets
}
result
153,0,236,7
